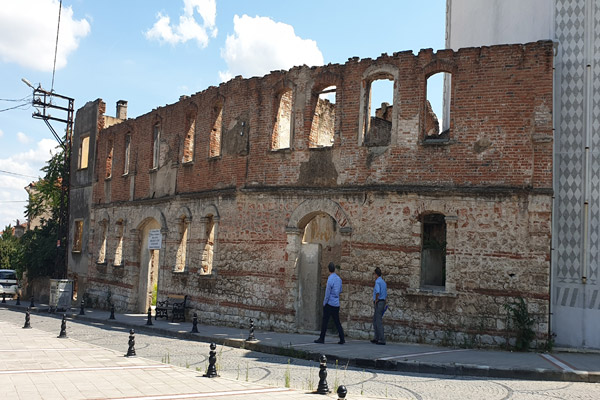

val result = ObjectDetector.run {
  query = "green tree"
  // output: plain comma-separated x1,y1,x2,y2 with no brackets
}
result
23,143,68,279
0,225,24,274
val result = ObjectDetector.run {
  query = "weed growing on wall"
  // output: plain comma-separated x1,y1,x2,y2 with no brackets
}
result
504,297,535,351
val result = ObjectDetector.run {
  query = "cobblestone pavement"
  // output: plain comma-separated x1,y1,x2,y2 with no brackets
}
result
1,309,598,399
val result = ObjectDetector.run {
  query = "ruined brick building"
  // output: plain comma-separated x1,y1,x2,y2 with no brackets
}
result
68,41,554,347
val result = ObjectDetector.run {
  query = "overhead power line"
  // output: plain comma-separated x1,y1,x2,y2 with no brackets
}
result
0,169,39,179
0,103,30,113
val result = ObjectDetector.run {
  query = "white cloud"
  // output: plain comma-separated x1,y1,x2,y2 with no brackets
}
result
0,129,3,138
17,132,31,144
0,138,56,228
219,15,324,82
146,0,217,47
0,0,90,71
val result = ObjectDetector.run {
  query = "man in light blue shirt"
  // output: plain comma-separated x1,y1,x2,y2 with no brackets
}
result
314,262,345,344
371,267,387,345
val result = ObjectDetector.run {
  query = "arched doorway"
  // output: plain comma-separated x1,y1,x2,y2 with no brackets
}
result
297,213,342,331
287,199,352,332
137,218,162,313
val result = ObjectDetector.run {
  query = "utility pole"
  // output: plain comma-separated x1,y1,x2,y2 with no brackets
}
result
23,78,74,279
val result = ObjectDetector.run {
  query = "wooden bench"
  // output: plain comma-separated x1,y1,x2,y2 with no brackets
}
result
155,295,188,322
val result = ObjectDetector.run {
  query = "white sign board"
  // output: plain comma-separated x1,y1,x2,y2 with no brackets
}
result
49,279,73,310
148,229,162,249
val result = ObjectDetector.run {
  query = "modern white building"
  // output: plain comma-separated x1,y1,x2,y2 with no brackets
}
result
446,0,600,349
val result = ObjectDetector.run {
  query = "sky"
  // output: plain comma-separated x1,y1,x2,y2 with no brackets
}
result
0,0,446,230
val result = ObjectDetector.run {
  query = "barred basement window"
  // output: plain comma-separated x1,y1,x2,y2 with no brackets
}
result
272,89,293,150
420,213,446,289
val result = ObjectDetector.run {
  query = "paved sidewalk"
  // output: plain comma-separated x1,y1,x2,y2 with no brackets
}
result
0,317,375,400
2,300,600,384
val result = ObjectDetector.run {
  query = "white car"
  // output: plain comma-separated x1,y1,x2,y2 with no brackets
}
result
0,269,19,298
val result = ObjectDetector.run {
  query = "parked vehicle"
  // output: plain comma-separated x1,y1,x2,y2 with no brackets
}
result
0,269,19,297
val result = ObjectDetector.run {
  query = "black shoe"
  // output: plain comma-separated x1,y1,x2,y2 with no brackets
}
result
338,340,345,345
376,341,386,345
314,339,324,344
370,339,378,344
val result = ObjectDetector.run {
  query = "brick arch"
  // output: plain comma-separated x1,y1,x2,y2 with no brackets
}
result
286,199,352,233
201,204,220,219
422,59,457,78
175,206,193,221
131,209,168,232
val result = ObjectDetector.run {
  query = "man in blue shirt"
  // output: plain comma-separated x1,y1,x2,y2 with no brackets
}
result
371,267,387,345
314,262,345,344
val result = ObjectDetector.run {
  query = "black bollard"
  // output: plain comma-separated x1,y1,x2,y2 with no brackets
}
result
337,385,348,399
246,318,257,341
316,354,330,394
58,314,68,338
203,342,219,378
2,292,6,303
146,307,153,326
30,296,34,308
191,312,199,333
16,293,20,305
79,300,85,315
23,307,31,329
125,329,136,357
109,304,115,320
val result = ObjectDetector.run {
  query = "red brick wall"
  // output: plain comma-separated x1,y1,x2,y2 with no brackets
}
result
93,41,553,202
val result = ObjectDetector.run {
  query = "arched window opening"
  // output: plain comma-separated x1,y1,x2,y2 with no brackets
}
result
364,78,393,146
175,216,189,272
272,89,293,150
152,123,161,169
201,216,215,275
114,220,124,266
420,213,447,289
98,220,108,264
209,104,222,158
424,72,451,140
310,86,336,148
183,114,195,163
105,140,113,179
123,134,131,175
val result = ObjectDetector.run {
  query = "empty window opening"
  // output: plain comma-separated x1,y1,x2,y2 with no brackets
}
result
105,141,113,179
124,135,130,175
420,213,447,288
98,221,108,264
209,105,222,158
201,216,215,275
272,89,293,150
152,123,161,169
78,136,89,170
364,78,393,146
183,114,195,163
114,220,124,266
310,86,336,148
425,72,451,140
175,216,188,272
72,220,83,252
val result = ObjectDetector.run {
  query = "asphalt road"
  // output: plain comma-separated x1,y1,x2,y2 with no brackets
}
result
1,308,597,400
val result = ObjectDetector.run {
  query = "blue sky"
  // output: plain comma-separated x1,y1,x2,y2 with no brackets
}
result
0,0,446,229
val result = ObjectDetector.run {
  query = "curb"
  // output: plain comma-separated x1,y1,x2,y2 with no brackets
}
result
3,303,598,383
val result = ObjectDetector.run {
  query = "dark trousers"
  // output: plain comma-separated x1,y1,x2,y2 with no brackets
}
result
319,304,345,342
